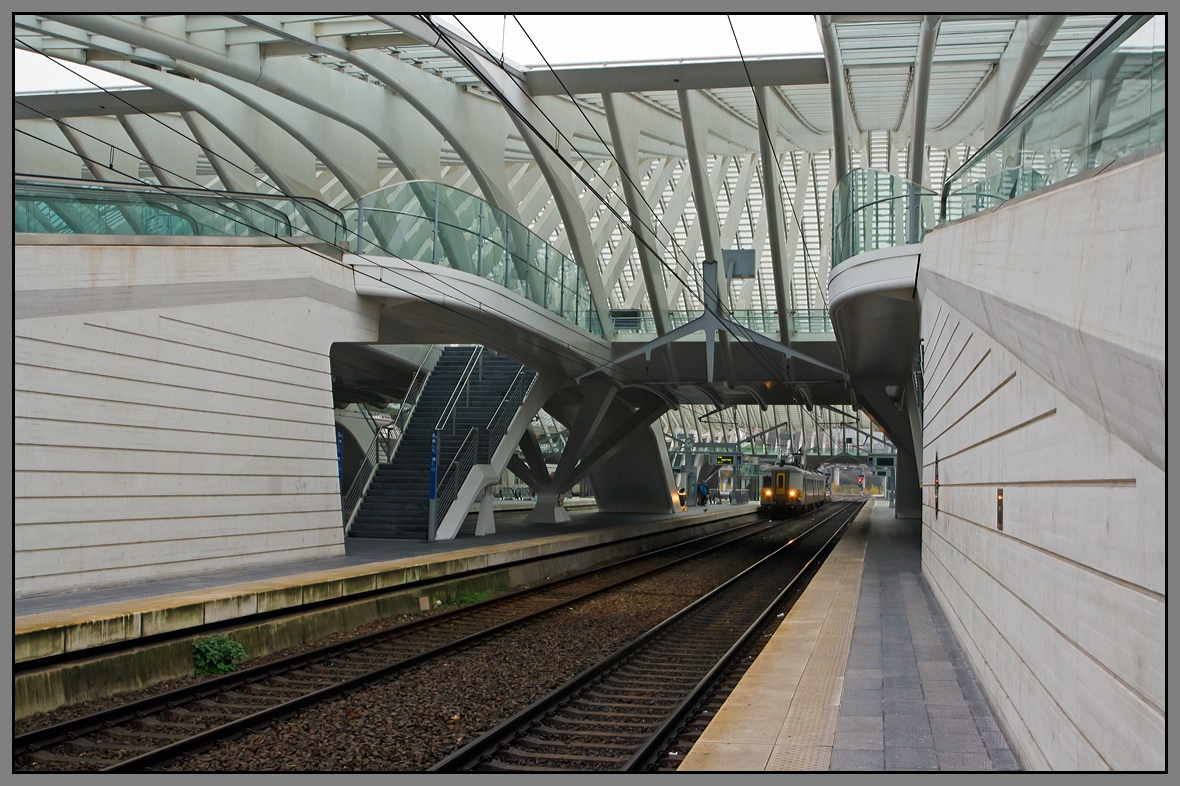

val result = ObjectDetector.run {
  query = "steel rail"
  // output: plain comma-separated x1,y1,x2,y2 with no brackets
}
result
16,510,816,772
625,501,860,770
15,508,762,675
431,501,862,772
15,512,770,751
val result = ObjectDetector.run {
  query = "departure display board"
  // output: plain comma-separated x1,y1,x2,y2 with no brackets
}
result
715,455,734,465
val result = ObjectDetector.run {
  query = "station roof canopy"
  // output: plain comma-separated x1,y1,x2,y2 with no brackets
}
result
17,13,1116,148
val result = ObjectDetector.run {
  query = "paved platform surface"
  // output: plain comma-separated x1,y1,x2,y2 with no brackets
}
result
679,500,1021,772
15,500,607,616
15,502,756,662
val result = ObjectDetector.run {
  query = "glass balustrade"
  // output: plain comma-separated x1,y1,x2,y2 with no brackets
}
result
830,168,936,269
14,176,347,245
342,181,603,338
942,15,1164,222
609,308,832,335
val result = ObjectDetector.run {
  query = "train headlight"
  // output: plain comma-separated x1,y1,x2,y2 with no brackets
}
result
763,489,772,498
789,490,797,498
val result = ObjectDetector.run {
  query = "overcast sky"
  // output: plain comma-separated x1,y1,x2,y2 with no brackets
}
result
14,14,821,93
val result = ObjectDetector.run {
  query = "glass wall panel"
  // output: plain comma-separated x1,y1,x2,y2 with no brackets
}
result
943,15,1163,222
830,169,935,269
338,181,605,337
15,176,345,245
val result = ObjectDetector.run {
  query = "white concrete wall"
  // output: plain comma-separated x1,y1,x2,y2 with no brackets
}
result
15,237,381,597
916,153,1164,770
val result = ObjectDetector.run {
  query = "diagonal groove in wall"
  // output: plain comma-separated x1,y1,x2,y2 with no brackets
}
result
918,546,1048,769
923,334,974,415
919,270,1163,471
158,315,330,358
921,539,1116,770
923,370,1019,451
924,522,1165,719
925,347,989,428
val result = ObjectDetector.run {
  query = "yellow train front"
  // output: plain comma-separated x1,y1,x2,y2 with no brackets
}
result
759,464,828,517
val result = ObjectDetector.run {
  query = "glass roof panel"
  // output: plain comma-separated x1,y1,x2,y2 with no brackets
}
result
777,85,832,133
847,65,913,131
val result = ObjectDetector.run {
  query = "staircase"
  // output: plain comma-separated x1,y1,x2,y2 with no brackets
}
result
348,346,535,539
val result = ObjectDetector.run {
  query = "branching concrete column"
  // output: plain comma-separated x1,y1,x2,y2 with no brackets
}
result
518,383,673,523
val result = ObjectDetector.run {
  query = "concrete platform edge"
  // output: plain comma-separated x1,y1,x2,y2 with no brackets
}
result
15,506,755,720
678,500,874,771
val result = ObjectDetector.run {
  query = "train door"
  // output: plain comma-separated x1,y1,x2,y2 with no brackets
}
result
775,471,786,497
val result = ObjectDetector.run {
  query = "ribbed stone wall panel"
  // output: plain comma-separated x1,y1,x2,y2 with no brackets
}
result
917,152,1164,772
15,241,380,597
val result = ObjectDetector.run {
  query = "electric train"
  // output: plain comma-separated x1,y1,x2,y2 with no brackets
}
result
758,463,829,516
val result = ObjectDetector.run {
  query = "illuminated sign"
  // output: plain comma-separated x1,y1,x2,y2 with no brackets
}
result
716,455,734,465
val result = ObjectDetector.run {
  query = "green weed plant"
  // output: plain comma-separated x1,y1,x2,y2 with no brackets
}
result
193,635,248,675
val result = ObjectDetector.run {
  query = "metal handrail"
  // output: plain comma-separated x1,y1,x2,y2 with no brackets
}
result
15,175,345,242
939,15,1147,221
431,365,537,536
435,347,485,434
433,426,481,532
341,345,437,530
341,436,381,530
485,367,530,440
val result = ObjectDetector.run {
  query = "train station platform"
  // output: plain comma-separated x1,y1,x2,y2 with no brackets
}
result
678,500,1021,772
15,502,757,665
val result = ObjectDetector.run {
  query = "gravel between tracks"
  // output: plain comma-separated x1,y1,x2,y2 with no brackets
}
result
14,591,514,738
158,556,748,771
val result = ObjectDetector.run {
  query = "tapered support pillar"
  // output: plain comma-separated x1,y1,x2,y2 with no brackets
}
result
894,448,921,519
475,486,496,536
524,491,571,524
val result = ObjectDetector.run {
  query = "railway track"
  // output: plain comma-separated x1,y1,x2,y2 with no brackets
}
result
17,509,764,675
15,510,815,773
432,500,863,773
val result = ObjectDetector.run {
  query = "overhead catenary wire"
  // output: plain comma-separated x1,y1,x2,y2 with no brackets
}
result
13,112,658,388
726,15,829,311
499,14,842,400
433,15,804,391
483,16,841,441
724,15,869,443
15,30,714,388
17,23,777,392
12,38,680,387
17,24,835,410
443,18,718,313
438,13,860,455
506,13,808,384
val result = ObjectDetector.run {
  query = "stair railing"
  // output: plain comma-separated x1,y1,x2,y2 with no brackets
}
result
483,367,536,463
341,345,437,531
431,365,536,538
434,346,485,436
